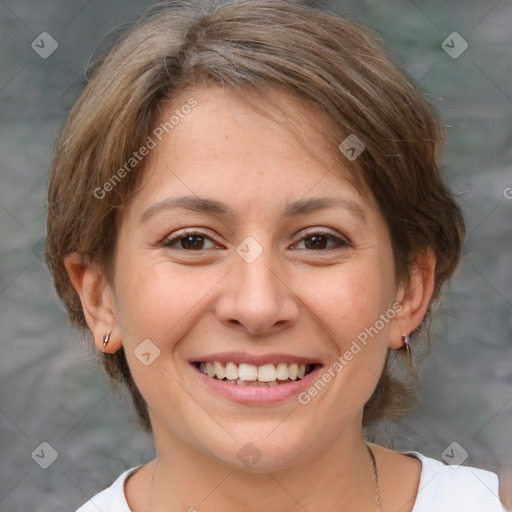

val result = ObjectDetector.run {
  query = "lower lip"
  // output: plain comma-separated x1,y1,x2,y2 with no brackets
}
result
191,364,323,405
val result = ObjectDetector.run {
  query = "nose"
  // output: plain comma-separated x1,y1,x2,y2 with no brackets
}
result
214,245,300,336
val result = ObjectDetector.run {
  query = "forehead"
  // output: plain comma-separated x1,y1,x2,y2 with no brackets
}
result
159,86,337,167
125,85,376,220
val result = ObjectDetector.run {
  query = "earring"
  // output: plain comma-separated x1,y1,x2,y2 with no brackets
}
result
401,334,413,363
103,332,111,351
401,334,411,353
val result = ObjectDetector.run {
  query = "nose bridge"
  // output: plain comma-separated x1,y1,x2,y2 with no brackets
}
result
215,234,299,334
236,245,279,304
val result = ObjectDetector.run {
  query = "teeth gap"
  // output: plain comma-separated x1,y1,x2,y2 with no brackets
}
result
305,364,316,375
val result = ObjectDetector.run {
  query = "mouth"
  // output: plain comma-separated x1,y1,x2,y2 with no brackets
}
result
192,361,320,387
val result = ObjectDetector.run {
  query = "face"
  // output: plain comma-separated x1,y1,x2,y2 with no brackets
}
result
108,86,403,471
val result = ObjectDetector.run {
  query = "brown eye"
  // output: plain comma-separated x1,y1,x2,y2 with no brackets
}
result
178,235,206,250
304,234,329,250
163,231,217,250
293,230,349,251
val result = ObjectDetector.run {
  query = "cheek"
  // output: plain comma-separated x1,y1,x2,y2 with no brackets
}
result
291,265,394,426
111,250,178,342
111,257,198,404
113,255,220,345
307,260,394,345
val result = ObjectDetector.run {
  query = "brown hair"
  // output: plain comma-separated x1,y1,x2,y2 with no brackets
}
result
46,0,465,433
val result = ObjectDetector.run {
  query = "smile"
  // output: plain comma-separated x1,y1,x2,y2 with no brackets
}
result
194,361,318,386
190,355,323,404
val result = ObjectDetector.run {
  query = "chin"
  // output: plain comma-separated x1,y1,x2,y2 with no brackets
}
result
206,430,319,474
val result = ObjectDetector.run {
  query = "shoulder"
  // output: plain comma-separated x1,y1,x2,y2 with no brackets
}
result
407,451,505,512
74,466,141,512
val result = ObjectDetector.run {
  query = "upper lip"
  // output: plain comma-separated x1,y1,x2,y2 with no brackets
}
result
190,352,323,366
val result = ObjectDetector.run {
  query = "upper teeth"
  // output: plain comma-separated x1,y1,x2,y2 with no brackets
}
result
199,361,308,381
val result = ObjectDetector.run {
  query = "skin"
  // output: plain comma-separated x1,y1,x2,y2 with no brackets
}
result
65,86,435,512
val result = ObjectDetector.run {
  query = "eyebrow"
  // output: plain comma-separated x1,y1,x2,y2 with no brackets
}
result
139,195,366,224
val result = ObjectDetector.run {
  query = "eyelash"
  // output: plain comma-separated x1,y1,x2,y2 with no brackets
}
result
161,229,350,252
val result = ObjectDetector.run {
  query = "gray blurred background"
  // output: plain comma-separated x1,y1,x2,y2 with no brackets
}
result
1,0,511,510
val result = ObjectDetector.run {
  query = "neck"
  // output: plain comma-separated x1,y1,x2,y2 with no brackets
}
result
142,419,379,512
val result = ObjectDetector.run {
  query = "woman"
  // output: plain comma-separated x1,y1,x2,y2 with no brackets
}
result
45,1,506,510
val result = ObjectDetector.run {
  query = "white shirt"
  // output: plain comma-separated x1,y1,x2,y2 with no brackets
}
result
75,451,505,511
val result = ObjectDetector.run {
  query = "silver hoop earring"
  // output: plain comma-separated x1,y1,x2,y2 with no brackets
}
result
401,334,412,359
103,332,111,350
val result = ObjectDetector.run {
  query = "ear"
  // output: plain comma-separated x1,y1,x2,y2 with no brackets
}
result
388,249,436,349
64,252,122,354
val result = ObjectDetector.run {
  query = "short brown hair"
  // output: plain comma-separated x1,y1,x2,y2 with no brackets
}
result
46,0,465,433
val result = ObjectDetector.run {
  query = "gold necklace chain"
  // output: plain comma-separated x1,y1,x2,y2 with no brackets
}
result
149,447,382,511
367,443,382,511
